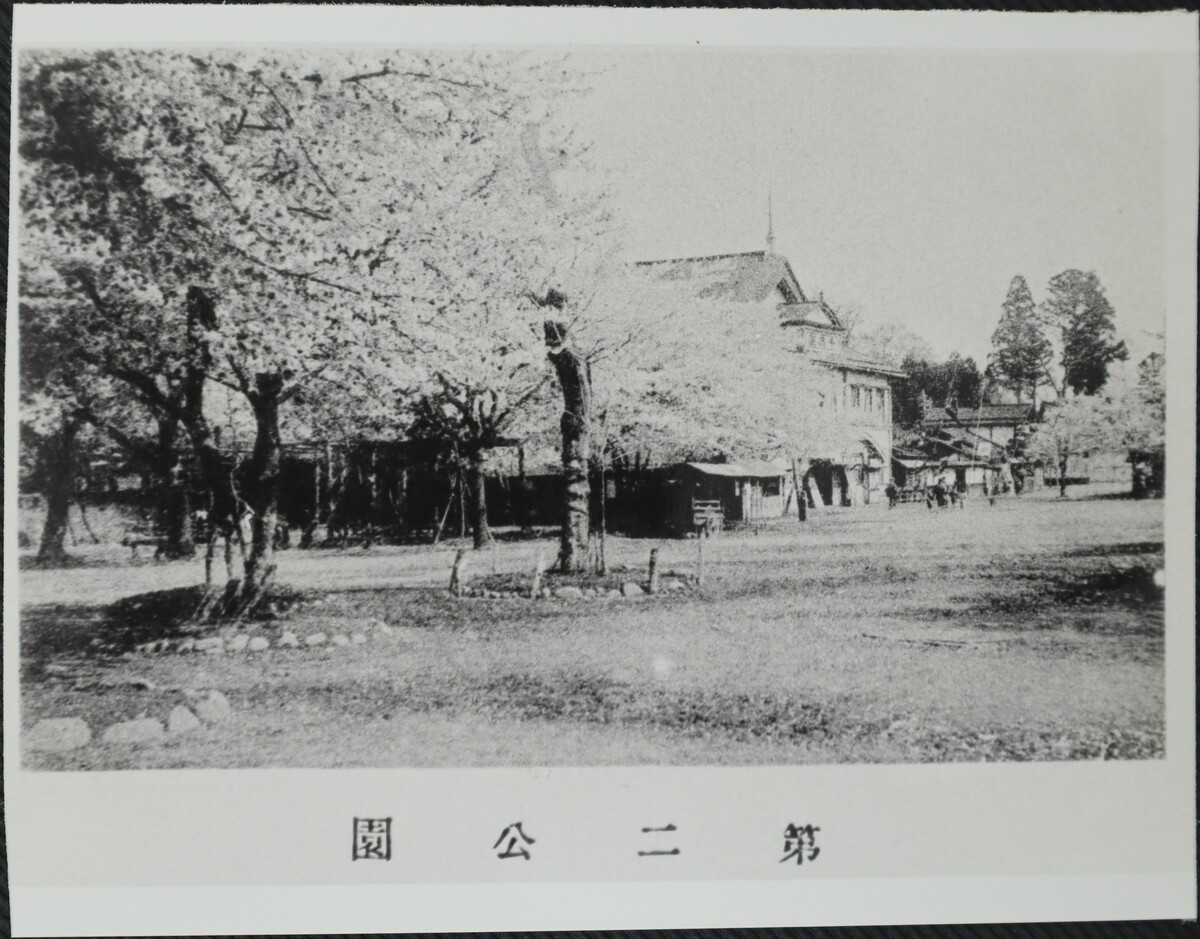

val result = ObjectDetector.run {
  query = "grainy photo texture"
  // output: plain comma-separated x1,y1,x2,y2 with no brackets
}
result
17,47,1166,771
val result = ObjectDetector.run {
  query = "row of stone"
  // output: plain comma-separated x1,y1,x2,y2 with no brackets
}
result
126,620,395,656
26,690,232,753
464,580,691,601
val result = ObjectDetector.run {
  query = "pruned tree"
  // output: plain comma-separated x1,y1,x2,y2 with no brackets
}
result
541,303,593,567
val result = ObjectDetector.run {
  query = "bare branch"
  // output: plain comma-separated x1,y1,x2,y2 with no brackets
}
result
226,354,253,397
251,73,295,128
341,67,392,84
287,205,332,221
298,139,337,198
196,163,243,217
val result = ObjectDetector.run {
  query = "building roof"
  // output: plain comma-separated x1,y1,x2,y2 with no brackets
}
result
779,299,843,330
809,352,908,379
636,251,810,306
685,460,789,479
924,403,1036,427
635,251,853,332
894,456,990,470
637,250,909,378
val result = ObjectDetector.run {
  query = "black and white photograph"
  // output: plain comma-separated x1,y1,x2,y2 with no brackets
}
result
4,5,1196,935
15,40,1173,771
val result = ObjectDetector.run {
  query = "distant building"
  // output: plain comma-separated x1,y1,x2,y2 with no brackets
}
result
921,403,1037,462
894,402,1042,495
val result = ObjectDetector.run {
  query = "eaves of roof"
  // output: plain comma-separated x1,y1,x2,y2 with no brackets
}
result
809,355,907,379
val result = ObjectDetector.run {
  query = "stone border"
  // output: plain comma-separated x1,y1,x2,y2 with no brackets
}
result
93,618,396,657
460,578,695,601
25,689,234,753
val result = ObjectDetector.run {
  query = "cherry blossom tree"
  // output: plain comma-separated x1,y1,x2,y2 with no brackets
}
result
20,48,598,593
1029,395,1113,497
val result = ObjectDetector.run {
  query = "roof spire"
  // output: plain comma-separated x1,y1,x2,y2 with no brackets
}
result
766,192,776,253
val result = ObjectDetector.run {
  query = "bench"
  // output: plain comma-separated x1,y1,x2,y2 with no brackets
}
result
121,527,167,560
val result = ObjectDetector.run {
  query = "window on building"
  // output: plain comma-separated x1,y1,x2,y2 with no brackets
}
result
762,478,781,497
879,389,887,416
865,388,874,411
851,385,861,408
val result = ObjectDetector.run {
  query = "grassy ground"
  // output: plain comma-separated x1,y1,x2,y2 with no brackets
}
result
19,489,1165,769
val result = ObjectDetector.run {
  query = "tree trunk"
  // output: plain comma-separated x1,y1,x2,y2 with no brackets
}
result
155,417,196,559
1058,455,1069,498
37,412,79,564
598,460,607,574
791,458,807,521
204,528,218,587
366,446,380,547
514,444,532,535
301,459,320,548
466,449,494,549
458,471,467,540
242,373,284,600
182,285,238,569
545,319,591,571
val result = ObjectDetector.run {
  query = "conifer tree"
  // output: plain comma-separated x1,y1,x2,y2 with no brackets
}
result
990,275,1052,403
1041,270,1128,396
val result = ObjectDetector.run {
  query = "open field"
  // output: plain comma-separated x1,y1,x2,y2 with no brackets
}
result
19,490,1165,769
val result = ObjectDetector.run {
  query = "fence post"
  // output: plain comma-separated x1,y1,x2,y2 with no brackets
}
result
648,547,659,594
449,548,470,597
531,550,545,599
697,534,705,588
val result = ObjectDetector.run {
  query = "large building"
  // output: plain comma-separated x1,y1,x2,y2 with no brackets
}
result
635,247,905,514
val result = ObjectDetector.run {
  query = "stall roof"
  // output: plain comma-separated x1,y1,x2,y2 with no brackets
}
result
686,461,788,478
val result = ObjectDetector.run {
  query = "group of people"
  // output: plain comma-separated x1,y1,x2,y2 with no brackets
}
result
882,476,969,510
924,475,967,509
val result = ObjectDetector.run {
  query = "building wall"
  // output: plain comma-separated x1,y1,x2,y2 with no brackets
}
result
823,367,896,490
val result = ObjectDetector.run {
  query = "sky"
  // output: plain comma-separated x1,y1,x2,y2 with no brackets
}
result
564,48,1168,367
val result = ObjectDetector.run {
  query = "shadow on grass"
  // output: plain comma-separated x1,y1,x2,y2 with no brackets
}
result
1062,541,1163,558
246,669,1163,762
22,584,319,660
950,560,1164,637
20,603,109,663
258,670,839,744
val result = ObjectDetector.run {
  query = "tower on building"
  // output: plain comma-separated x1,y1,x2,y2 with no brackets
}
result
766,192,776,253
